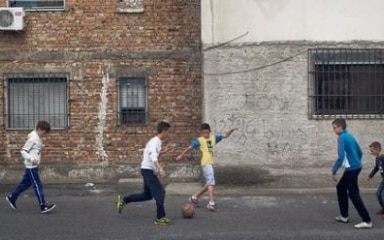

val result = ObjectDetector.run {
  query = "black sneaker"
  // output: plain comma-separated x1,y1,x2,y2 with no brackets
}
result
41,203,56,214
6,196,17,210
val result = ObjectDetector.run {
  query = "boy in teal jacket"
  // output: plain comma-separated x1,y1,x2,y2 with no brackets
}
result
332,118,372,229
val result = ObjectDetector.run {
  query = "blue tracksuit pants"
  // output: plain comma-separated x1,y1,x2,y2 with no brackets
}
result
9,168,46,209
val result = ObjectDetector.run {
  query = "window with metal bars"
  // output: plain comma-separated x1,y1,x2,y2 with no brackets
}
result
118,77,147,125
6,74,68,129
308,49,384,119
8,0,65,11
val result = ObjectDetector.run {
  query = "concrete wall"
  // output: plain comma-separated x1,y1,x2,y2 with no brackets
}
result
203,42,384,182
202,1,384,185
202,0,384,43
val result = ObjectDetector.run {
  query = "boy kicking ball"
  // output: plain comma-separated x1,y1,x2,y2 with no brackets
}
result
176,123,236,212
117,121,174,225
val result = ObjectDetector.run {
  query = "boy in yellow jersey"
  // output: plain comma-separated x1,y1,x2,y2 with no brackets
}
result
176,123,237,212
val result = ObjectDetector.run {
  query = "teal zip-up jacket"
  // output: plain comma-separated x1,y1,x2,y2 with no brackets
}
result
332,130,363,176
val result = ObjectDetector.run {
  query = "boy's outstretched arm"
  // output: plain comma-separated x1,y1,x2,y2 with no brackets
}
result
160,143,176,156
222,128,238,139
176,146,193,161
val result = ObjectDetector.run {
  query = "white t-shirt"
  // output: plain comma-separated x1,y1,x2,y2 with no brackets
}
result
342,152,351,168
21,130,43,169
141,136,162,171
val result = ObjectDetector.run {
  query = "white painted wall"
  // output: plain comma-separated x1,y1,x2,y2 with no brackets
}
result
201,1,384,185
202,0,384,44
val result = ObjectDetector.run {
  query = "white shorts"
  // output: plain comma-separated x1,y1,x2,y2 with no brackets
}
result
202,164,215,186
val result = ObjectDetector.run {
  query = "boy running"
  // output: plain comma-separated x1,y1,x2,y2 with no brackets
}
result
176,123,236,212
117,121,173,225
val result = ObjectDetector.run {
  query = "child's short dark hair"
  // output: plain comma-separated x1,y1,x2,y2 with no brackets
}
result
157,121,171,133
369,141,382,151
36,121,51,133
201,123,211,131
332,118,347,130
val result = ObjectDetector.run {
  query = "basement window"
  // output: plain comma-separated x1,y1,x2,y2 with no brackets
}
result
308,49,384,119
118,77,148,126
8,0,65,11
5,74,69,129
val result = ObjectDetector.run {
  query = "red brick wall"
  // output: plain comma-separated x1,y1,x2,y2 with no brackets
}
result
0,0,201,51
0,0,202,180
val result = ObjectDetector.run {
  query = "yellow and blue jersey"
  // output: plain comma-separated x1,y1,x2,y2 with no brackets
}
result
191,134,223,166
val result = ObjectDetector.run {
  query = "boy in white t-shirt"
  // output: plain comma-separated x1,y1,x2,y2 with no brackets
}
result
117,121,173,225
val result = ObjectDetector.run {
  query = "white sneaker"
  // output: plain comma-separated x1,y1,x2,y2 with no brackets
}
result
335,216,349,223
354,222,372,229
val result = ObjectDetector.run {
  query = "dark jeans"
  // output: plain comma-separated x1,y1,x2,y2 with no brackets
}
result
377,180,384,210
123,169,166,219
9,168,46,208
336,168,371,222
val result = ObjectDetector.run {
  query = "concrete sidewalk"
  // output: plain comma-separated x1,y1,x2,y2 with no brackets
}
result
167,182,379,195
1,180,378,199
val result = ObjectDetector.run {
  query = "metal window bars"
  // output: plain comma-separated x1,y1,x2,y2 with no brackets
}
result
8,0,65,11
308,49,384,119
5,74,68,129
118,77,148,125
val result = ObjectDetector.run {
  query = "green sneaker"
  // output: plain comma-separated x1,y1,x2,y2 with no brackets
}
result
117,195,125,214
154,217,173,225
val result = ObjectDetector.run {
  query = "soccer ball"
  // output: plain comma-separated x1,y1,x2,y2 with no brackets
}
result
181,203,195,218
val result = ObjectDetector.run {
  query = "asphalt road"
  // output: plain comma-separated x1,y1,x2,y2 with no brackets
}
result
0,184,383,240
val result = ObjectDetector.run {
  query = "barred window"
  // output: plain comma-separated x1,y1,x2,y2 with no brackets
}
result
118,77,148,125
8,0,65,11
308,49,384,119
6,74,68,129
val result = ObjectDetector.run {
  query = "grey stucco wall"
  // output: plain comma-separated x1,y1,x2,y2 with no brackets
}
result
203,42,384,185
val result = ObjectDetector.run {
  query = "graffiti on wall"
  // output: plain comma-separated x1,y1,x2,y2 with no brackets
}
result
211,93,308,164
212,93,291,113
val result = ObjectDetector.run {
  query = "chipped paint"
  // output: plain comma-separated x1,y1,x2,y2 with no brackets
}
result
96,66,110,166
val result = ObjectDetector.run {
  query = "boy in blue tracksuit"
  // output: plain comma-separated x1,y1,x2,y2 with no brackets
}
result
6,121,56,214
331,118,372,229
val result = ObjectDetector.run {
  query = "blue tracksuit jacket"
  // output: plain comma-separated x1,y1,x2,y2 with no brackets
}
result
332,130,363,176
